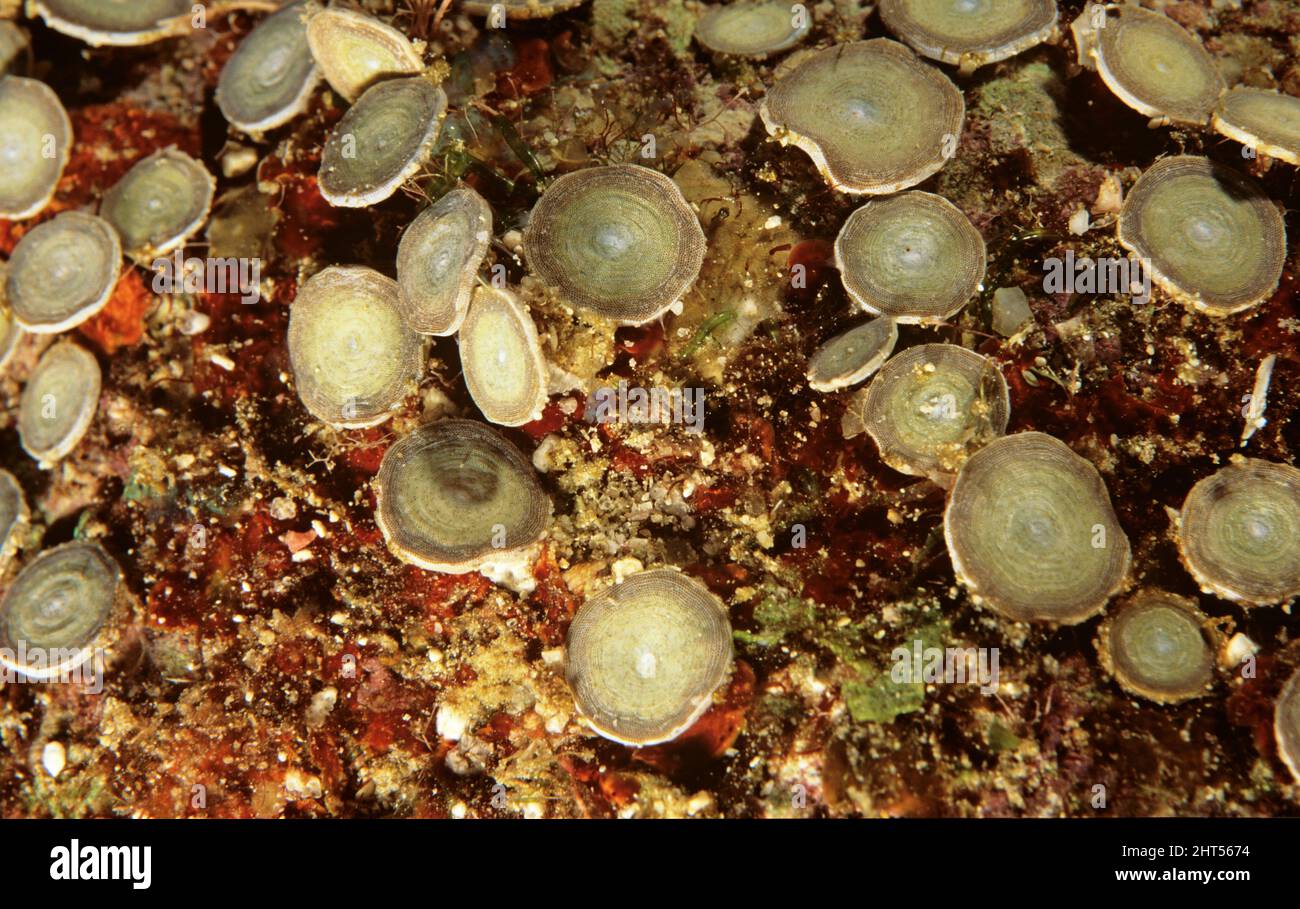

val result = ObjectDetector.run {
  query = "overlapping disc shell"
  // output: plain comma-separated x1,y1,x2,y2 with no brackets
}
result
396,186,493,335
318,75,447,208
461,0,589,19
522,165,706,325
33,0,191,47
565,568,733,746
287,266,424,429
806,318,898,393
835,191,985,322
944,432,1131,624
305,5,422,103
0,76,72,220
1212,87,1300,166
0,541,121,680
1177,459,1300,606
1118,156,1285,316
216,0,320,133
0,469,27,569
100,148,216,260
459,286,549,427
760,39,965,194
373,419,551,573
1276,668,1300,785
6,211,122,334
18,341,101,466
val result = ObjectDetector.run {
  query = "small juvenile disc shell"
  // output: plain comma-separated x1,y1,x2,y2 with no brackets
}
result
944,432,1131,624
565,568,733,746
0,541,122,680
6,211,122,334
458,286,549,427
694,2,811,59
806,318,898,393
0,469,27,569
0,75,72,220
18,341,101,467
1096,591,1214,704
373,418,551,573
759,39,965,195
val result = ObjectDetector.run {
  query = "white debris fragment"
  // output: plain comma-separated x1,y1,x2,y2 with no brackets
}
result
436,704,470,742
1068,207,1091,236
1240,354,1276,446
41,741,66,778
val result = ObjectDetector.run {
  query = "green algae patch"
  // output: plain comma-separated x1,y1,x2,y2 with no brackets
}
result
831,619,949,725
733,588,815,648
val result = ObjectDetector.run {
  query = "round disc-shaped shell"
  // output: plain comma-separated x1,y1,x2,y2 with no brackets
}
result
694,2,811,59
216,1,319,134
1212,87,1300,166
33,0,190,47
879,0,1058,70
1118,156,1284,316
0,541,121,680
100,148,216,260
319,76,447,208
396,186,493,335
461,0,589,19
1177,459,1300,606
6,212,122,334
0,469,27,568
18,341,101,466
759,39,965,195
807,318,898,393
1097,591,1214,704
944,432,1131,624
1093,5,1224,125
287,266,423,429
305,6,422,103
521,165,706,325
846,343,1008,480
835,191,985,322
459,286,549,427
1276,668,1300,785
373,419,551,573
0,76,72,220
565,568,733,746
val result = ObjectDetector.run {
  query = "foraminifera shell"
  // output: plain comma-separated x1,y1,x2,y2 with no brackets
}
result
6,211,122,333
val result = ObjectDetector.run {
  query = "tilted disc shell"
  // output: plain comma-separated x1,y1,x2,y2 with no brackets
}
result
521,164,706,325
1276,668,1300,785
318,75,447,208
1177,459,1300,606
694,2,811,59
216,0,320,134
0,541,121,680
1093,5,1224,125
1118,156,1284,316
846,343,1008,480
0,76,72,220
33,0,191,47
0,269,22,372
879,0,1058,71
0,469,27,569
18,341,101,466
458,286,549,427
373,418,551,573
759,39,965,195
287,266,424,429
461,0,589,19
100,148,216,260
305,6,422,103
396,186,493,335
835,191,985,322
1212,87,1300,166
944,432,1131,624
1096,591,1214,704
6,211,122,334
565,568,733,746
806,317,898,393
